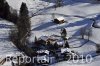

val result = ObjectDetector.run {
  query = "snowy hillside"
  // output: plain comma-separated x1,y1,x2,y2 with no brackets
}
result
6,0,33,10
90,27,100,44
0,20,22,66
0,0,100,66
31,0,100,38
0,20,19,56
50,55,100,66
30,0,100,66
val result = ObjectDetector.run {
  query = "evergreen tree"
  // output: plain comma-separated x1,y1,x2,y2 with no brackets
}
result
9,10,18,24
17,2,31,46
61,28,67,40
47,41,52,50
0,0,5,6
0,0,18,23
4,2,11,19
34,36,38,42
80,28,85,39
65,40,69,48
54,42,59,50
0,0,6,18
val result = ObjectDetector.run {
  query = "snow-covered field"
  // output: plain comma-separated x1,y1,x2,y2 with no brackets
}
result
1,0,100,66
50,55,100,66
0,20,17,56
0,20,20,66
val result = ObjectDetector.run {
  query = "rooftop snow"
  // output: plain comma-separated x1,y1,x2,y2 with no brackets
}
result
56,17,65,21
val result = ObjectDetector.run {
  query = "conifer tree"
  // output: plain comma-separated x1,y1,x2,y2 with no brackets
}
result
17,2,31,46
54,42,59,50
4,2,10,19
61,28,67,40
34,36,38,42
65,40,69,48
0,0,6,18
0,0,18,23
0,0,11,20
96,44,100,54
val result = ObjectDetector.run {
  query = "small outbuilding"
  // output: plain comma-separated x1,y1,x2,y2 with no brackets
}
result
53,17,65,24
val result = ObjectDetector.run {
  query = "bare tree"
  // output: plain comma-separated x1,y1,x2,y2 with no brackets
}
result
61,28,67,40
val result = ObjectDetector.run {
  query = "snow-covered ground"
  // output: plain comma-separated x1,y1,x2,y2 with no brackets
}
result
30,0,100,66
0,20,18,56
0,20,20,66
1,0,100,66
50,55,100,66
30,0,100,38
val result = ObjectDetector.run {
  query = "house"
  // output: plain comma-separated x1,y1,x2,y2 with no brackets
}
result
38,35,58,45
38,35,69,49
53,17,65,24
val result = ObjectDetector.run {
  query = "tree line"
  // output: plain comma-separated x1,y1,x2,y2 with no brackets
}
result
0,0,18,24
0,0,31,51
0,0,33,66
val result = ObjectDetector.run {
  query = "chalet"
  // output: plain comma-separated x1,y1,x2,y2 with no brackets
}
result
53,17,65,24
38,35,62,45
38,35,69,48
38,35,58,45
